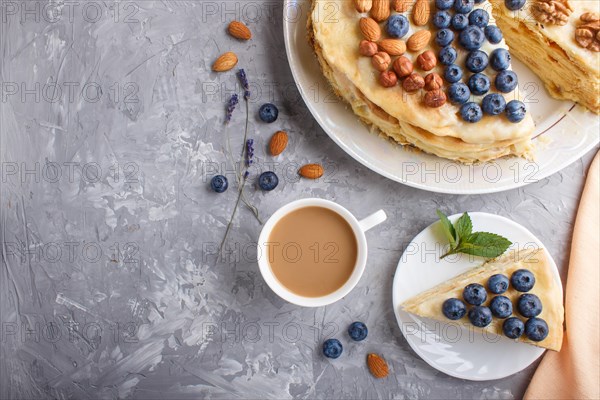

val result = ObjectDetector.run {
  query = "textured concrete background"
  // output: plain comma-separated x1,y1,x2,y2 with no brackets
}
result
1,1,598,399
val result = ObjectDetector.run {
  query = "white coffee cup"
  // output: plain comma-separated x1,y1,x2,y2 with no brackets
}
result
257,198,387,307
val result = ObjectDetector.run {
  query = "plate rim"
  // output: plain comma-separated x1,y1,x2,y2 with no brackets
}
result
282,0,600,195
391,212,562,381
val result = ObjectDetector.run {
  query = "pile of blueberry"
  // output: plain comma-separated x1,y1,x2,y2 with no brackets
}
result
442,268,550,342
433,0,527,123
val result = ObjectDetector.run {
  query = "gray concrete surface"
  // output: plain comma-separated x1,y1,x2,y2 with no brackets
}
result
1,1,598,399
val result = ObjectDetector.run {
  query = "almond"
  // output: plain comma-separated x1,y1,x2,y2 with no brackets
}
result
299,164,324,179
355,0,373,13
269,131,288,156
378,38,406,56
360,17,381,42
212,52,238,72
228,21,251,40
370,0,390,22
393,0,413,12
367,354,389,379
412,0,430,26
406,30,431,52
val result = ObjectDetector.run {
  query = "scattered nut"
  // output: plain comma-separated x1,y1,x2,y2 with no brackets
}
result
359,40,379,56
379,70,398,87
360,17,382,42
212,52,238,72
412,0,430,26
269,131,289,156
299,164,324,179
417,50,437,71
393,0,413,12
228,21,252,40
407,30,431,52
402,73,425,92
378,38,407,56
424,89,447,107
392,56,414,77
355,0,373,13
367,354,389,379
424,73,444,91
372,51,392,72
371,0,391,22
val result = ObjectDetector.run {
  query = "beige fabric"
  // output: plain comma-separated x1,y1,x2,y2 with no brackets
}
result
525,151,600,399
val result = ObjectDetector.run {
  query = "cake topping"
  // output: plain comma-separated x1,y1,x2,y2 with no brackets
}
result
490,295,513,318
525,318,549,341
518,293,543,317
417,50,438,70
407,30,432,52
372,51,392,71
424,72,444,90
511,269,536,292
359,40,379,56
503,317,525,339
424,89,448,107
531,0,574,26
442,298,468,320
360,17,382,42
504,0,526,11
379,70,399,87
468,306,493,327
463,283,488,305
379,38,408,55
575,12,600,52
402,73,426,91
355,0,373,13
371,0,391,21
413,0,431,25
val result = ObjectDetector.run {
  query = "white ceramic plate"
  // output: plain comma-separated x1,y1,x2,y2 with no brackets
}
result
391,212,562,381
283,0,599,194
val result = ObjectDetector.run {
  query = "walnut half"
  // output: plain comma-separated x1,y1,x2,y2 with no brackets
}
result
575,12,600,52
531,0,574,26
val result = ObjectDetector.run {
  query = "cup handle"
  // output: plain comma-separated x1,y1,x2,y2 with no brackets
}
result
358,210,387,233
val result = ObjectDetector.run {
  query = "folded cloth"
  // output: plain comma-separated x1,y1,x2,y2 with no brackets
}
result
524,151,600,400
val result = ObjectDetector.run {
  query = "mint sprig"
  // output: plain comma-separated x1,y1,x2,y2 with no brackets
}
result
437,211,512,260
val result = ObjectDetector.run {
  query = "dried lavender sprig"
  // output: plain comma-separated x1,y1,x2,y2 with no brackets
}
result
225,94,239,124
238,69,250,100
245,139,254,167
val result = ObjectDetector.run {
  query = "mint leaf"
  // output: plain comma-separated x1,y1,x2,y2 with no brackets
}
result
454,212,473,239
436,209,456,248
454,232,512,259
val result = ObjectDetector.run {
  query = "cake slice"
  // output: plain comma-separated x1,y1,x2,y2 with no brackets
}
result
489,0,600,113
401,248,564,351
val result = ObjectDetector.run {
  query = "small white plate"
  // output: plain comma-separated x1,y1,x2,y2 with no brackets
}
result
283,0,599,194
391,212,562,381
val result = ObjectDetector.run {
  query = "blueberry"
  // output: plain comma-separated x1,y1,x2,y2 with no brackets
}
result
495,70,518,93
525,318,549,342
435,29,455,47
387,14,410,38
482,93,507,115
463,283,487,305
469,9,489,28
490,295,513,318
505,100,527,123
487,274,509,294
485,25,503,44
454,0,474,14
348,322,368,341
436,0,454,10
433,11,452,29
468,306,493,327
210,175,228,193
259,103,279,123
503,317,525,339
439,46,458,65
322,338,343,358
518,294,543,318
505,0,526,11
465,50,488,73
452,13,469,30
448,82,471,104
459,26,485,50
444,64,463,83
474,0,485,3
442,298,467,320
258,171,279,191
460,102,483,123
490,48,511,71
468,73,491,96
511,269,535,292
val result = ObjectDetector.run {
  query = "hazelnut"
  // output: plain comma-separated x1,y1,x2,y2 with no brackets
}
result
424,89,447,108
402,73,425,92
379,70,398,88
424,73,444,91
417,50,437,71
372,51,392,72
359,40,378,57
392,56,414,78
